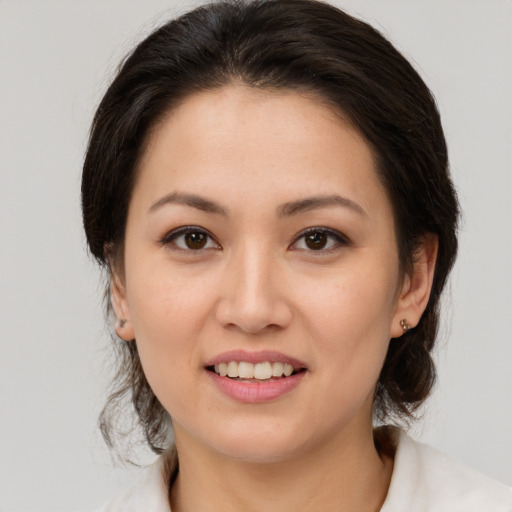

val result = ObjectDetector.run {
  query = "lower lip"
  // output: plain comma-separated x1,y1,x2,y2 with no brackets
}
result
207,370,306,403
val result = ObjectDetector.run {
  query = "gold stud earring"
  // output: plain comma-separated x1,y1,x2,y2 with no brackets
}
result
400,319,411,332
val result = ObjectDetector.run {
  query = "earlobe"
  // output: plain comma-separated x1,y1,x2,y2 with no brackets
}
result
391,234,438,338
399,319,411,333
111,273,135,341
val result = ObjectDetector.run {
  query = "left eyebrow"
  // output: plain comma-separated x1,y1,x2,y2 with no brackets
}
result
277,195,368,218
148,192,228,216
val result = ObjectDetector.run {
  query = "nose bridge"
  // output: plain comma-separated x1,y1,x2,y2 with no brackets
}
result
238,239,272,303
216,237,291,333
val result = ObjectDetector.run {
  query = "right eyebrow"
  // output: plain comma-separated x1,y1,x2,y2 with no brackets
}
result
277,194,368,218
148,192,228,216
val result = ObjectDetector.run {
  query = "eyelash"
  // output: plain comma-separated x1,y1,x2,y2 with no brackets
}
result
160,225,220,251
290,227,351,253
160,226,350,253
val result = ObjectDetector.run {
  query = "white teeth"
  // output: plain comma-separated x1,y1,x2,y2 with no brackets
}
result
238,361,254,379
283,363,294,377
218,362,228,377
253,362,273,380
272,362,284,377
227,361,238,378
213,361,299,379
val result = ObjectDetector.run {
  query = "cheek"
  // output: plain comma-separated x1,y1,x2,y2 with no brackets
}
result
297,259,398,380
298,276,395,425
302,259,397,335
128,252,213,327
124,262,215,389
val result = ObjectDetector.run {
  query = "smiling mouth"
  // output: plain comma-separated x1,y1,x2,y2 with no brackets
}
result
206,361,306,382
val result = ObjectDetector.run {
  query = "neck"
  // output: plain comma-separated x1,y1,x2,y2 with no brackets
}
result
170,424,394,512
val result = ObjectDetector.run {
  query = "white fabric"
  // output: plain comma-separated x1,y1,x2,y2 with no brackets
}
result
98,432,512,511
380,431,512,511
98,446,177,512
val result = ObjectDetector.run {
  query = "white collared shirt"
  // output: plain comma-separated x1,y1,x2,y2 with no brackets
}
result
98,431,512,511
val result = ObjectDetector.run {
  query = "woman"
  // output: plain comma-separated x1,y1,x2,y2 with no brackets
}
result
82,0,512,510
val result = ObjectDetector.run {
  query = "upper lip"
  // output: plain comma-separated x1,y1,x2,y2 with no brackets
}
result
204,350,308,370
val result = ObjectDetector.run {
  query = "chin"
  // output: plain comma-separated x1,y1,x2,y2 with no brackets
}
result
201,423,311,464
218,440,301,464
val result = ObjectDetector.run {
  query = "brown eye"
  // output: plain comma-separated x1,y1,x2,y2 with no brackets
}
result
291,228,349,253
305,231,328,250
184,232,208,249
162,226,220,251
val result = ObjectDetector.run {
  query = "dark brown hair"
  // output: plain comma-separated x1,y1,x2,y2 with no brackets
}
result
82,0,459,456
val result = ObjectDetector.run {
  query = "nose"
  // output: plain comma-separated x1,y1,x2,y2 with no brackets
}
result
214,242,293,334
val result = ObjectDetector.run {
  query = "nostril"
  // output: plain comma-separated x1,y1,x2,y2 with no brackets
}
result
214,287,293,334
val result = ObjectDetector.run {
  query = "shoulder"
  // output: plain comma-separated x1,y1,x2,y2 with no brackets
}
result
381,428,512,512
95,447,177,512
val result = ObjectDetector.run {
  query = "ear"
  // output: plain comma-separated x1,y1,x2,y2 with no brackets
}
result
391,234,438,338
111,272,136,341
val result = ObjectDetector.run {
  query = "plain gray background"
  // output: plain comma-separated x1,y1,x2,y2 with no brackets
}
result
1,1,511,510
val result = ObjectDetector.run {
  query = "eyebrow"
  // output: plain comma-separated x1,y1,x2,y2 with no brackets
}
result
148,192,367,218
149,192,228,216
277,195,368,218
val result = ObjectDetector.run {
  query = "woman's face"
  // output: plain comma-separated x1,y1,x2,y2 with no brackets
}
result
113,86,417,462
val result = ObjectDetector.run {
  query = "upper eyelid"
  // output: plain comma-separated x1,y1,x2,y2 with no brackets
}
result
161,226,220,245
291,227,350,245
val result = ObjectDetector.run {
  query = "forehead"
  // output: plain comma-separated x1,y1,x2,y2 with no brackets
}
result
133,85,390,220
